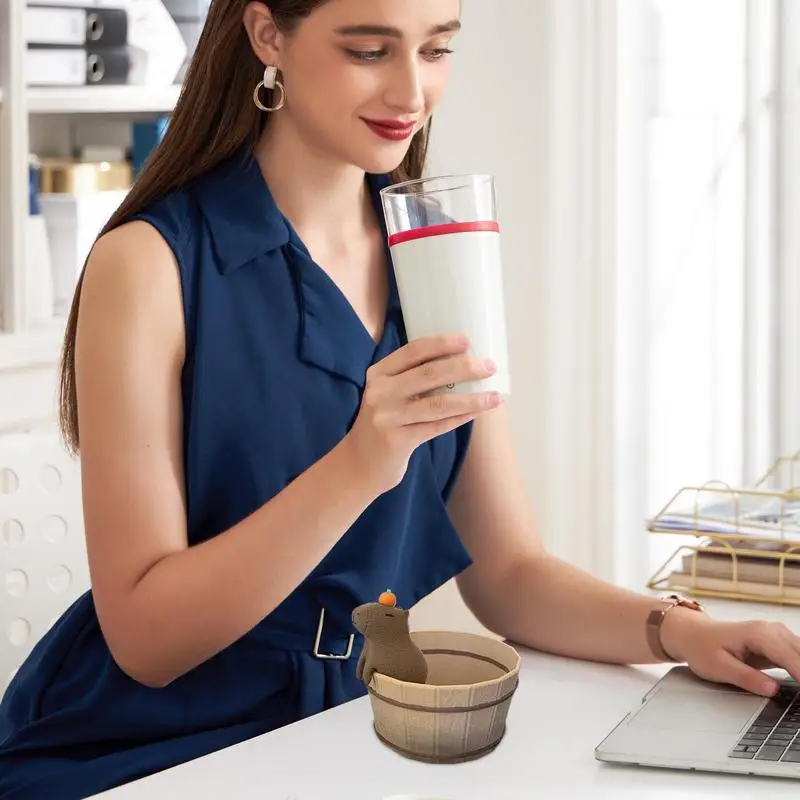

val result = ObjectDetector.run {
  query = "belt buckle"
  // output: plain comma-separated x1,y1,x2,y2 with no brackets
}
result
313,608,354,660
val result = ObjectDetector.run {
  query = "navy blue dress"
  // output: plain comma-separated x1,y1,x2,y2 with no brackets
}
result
0,148,473,799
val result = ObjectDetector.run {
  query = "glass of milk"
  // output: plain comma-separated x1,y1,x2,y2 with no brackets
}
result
380,174,510,397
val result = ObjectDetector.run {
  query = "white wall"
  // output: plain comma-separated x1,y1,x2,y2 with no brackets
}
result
412,0,619,632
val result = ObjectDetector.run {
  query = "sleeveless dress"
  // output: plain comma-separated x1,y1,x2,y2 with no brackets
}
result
0,148,474,799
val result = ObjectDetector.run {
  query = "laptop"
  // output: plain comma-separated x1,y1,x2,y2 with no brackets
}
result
595,665,800,778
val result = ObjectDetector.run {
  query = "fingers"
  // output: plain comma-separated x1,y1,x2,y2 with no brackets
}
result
399,354,497,399
370,334,470,378
745,622,800,684
408,411,481,442
401,387,501,426
766,623,800,681
361,334,501,449
714,622,800,697
716,650,780,697
780,622,800,658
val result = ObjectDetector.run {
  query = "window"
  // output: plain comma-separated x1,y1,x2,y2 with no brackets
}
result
615,0,797,584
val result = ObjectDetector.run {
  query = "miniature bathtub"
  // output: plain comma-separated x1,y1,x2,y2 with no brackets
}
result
366,630,521,763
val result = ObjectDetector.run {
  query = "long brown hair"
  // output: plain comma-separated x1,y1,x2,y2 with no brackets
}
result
57,0,431,456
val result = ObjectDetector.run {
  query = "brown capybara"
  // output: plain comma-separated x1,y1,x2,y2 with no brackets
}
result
351,595,428,687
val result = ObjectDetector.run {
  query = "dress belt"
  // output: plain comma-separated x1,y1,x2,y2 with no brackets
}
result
256,607,360,660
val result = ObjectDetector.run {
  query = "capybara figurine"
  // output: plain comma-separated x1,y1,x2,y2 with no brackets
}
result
351,590,428,687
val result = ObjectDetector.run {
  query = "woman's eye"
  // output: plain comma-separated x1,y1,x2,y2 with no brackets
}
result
345,47,454,63
346,49,386,62
423,48,454,61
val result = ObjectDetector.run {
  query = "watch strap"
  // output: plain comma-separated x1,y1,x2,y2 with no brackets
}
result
646,594,704,662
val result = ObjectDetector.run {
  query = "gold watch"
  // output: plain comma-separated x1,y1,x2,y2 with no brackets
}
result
646,593,704,662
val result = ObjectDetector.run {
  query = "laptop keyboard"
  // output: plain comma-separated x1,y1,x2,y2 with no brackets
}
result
730,684,800,762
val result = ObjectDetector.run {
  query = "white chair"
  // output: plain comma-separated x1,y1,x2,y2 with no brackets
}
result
0,433,89,699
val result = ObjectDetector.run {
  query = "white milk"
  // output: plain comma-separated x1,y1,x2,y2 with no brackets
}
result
388,229,510,396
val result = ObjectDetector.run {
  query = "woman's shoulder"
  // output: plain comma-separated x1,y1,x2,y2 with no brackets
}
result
88,214,183,302
80,215,185,369
88,173,208,287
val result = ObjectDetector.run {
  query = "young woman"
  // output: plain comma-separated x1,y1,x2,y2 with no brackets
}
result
2,0,799,796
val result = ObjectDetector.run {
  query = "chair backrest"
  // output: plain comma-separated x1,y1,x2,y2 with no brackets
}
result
0,433,89,699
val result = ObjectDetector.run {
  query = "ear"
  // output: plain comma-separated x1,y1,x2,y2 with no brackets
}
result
242,2,284,69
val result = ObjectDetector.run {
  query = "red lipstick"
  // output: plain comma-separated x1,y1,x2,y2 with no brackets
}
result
362,118,417,141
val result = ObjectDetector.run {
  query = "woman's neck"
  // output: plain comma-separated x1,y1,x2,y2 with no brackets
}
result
253,117,373,249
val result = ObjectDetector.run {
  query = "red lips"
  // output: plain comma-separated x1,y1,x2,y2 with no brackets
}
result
362,118,417,141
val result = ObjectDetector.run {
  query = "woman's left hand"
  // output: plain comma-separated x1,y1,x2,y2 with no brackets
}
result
661,609,800,697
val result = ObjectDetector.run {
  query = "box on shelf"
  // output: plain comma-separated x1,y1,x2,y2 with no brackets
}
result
40,191,129,316
37,159,131,316
26,157,54,325
39,158,131,194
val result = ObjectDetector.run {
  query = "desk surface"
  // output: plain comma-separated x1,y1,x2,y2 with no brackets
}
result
91,600,800,800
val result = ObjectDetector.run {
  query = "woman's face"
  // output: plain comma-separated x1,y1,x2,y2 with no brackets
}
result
248,0,461,174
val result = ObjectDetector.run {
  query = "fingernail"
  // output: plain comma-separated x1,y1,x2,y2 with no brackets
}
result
489,392,502,407
484,359,497,373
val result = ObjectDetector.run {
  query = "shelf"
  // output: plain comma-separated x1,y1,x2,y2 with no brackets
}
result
27,85,181,115
0,86,180,112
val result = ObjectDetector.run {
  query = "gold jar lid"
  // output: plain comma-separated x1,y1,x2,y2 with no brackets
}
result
38,158,132,195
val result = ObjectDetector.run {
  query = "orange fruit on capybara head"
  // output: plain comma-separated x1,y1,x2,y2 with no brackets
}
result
378,590,397,607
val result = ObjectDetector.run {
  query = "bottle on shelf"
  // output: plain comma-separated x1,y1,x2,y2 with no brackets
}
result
25,156,55,325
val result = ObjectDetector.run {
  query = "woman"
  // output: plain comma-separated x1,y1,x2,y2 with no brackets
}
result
2,0,799,797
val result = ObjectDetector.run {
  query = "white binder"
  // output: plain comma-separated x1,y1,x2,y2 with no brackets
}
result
26,47,131,86
26,48,87,85
25,6,128,47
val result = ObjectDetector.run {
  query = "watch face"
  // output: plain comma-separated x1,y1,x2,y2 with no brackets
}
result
662,594,703,611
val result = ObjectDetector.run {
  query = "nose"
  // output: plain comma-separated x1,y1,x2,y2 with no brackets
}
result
384,57,424,116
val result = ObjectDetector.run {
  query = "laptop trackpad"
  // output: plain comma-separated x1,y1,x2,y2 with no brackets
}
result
635,688,764,734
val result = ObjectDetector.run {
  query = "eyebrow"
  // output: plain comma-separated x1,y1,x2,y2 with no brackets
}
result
334,20,461,38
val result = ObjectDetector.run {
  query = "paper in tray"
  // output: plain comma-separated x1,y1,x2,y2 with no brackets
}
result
647,481,800,544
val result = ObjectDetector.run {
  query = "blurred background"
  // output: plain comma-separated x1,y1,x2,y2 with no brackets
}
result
0,0,798,646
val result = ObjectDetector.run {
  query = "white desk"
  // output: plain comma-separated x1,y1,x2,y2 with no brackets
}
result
91,600,800,800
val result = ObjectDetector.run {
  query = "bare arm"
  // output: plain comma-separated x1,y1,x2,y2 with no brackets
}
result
463,549,689,666
77,223,379,688
448,405,690,665
447,407,800,698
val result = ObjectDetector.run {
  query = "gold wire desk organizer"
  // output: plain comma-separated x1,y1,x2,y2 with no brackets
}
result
646,468,800,606
755,450,800,492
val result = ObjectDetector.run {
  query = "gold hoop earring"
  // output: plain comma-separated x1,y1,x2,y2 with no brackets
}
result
253,65,285,112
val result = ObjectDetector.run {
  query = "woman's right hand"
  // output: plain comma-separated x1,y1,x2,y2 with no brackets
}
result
343,334,501,494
